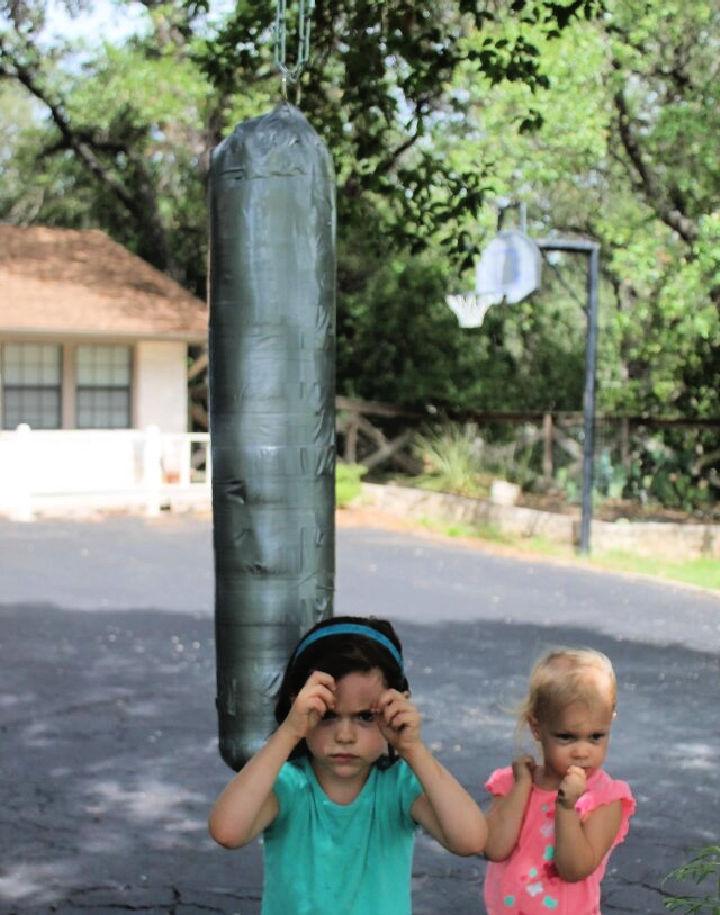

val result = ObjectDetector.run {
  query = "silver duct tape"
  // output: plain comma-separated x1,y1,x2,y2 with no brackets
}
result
213,517,333,577
211,443,335,480
212,479,333,512
209,411,336,448
214,573,334,624
209,102,336,771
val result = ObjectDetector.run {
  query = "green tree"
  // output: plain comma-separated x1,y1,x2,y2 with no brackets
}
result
452,1,720,418
0,0,215,287
1,0,598,411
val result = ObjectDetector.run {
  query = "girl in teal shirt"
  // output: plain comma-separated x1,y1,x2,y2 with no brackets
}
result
209,615,487,914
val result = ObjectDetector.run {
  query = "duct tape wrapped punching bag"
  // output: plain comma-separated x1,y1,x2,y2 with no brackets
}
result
208,102,336,771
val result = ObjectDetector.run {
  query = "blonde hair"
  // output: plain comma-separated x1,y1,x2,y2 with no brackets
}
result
517,647,617,732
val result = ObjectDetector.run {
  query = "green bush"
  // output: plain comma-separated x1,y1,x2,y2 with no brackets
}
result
336,463,367,508
412,423,492,498
663,845,720,914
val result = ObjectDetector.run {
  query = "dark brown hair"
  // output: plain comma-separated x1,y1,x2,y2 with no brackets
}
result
274,615,409,767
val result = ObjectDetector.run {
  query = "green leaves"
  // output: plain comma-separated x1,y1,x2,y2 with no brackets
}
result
663,846,720,915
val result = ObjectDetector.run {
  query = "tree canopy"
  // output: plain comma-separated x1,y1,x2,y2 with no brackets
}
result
1,0,718,422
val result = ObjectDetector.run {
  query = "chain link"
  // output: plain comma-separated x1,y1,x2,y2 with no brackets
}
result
273,0,315,98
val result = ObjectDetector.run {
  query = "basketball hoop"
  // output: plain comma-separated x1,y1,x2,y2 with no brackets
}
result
446,227,542,330
445,292,500,329
475,229,541,304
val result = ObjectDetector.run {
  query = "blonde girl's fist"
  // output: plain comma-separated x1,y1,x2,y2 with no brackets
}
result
511,754,536,785
557,765,587,808
284,670,335,740
375,689,421,753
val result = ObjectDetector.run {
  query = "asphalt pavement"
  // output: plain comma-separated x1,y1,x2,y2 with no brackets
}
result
0,513,718,914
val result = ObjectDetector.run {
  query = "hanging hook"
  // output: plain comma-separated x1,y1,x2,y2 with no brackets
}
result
273,0,315,101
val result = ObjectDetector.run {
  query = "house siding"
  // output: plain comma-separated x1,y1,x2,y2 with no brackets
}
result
135,340,188,434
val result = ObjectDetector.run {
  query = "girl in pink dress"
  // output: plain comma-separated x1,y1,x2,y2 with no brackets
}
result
483,648,635,915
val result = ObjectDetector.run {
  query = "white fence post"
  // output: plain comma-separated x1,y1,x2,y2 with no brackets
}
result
11,424,33,522
143,425,163,517
180,436,192,487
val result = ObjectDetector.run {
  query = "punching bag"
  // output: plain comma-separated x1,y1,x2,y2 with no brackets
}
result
208,102,336,771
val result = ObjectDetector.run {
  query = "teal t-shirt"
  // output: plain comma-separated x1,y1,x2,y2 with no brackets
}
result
261,757,423,915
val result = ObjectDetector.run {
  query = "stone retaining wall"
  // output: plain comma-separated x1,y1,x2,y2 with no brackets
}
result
361,482,720,561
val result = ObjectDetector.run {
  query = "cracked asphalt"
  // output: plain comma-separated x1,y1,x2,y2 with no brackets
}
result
0,513,718,914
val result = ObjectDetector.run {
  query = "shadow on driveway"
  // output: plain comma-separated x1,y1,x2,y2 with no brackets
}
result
1,600,718,914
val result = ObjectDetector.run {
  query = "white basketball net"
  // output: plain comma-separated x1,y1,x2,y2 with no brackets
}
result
447,229,542,329
445,292,500,329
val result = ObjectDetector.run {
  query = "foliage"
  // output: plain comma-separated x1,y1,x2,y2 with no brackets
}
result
662,846,720,914
408,417,719,514
453,2,720,419
1,0,719,489
337,246,480,409
628,434,718,513
412,420,540,495
0,4,215,288
412,423,492,498
335,462,367,508
197,0,598,267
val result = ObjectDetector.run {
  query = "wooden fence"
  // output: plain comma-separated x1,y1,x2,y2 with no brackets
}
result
335,397,720,483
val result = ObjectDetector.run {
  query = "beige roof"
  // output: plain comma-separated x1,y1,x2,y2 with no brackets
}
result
0,225,208,341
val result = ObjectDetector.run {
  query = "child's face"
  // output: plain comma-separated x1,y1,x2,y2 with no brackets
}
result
531,698,614,786
306,668,387,785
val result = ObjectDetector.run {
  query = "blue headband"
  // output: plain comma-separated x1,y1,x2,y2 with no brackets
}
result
293,623,404,671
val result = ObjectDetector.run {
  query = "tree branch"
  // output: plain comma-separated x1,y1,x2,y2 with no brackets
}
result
0,32,177,274
612,76,697,245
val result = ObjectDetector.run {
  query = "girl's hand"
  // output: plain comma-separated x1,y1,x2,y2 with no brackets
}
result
511,754,536,786
557,765,587,808
283,671,335,741
375,689,421,755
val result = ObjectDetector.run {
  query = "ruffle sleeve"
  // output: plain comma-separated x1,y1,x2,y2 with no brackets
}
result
485,766,515,797
576,775,636,846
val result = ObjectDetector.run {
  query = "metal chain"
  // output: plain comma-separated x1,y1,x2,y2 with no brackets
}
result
273,0,315,99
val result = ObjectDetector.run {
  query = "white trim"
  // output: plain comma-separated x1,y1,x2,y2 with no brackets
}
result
0,428,211,520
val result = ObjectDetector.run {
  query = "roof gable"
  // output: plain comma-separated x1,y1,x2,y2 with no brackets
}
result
0,225,208,341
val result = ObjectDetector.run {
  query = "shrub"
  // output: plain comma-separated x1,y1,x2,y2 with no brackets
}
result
336,463,367,508
412,423,492,498
663,845,720,914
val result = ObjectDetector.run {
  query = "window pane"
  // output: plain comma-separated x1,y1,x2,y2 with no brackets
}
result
77,345,130,387
2,346,24,384
3,388,60,429
2,344,61,385
1,345,62,429
76,387,130,429
76,346,97,385
41,348,60,384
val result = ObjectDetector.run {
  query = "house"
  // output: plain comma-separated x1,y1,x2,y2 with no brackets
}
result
0,225,209,517
0,224,207,432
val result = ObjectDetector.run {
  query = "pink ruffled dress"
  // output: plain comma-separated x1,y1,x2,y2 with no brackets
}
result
484,767,635,915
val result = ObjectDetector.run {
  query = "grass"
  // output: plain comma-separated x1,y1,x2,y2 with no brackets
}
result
588,551,720,591
415,517,720,592
336,463,368,508
417,516,513,544
411,473,492,500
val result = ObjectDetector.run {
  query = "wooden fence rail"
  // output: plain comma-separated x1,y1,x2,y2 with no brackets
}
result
335,396,720,478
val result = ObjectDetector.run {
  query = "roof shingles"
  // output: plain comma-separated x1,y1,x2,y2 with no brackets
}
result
0,225,207,340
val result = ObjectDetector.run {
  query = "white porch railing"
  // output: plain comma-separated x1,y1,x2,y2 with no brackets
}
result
0,426,211,520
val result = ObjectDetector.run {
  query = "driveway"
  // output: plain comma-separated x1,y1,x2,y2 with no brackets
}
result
0,513,718,914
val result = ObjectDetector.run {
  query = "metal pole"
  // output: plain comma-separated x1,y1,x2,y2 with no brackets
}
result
579,245,599,553
536,238,600,553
